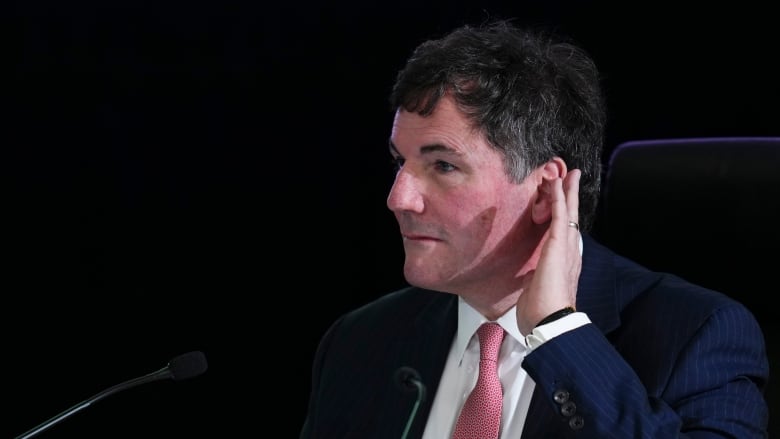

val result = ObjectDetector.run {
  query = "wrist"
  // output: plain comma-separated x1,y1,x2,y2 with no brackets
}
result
535,306,576,327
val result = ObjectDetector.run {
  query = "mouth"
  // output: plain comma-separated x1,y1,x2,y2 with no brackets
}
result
402,233,442,242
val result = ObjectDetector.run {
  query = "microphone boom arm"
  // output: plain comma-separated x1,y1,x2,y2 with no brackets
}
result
14,351,207,439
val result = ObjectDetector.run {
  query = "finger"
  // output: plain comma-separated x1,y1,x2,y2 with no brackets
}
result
563,169,581,229
548,176,568,238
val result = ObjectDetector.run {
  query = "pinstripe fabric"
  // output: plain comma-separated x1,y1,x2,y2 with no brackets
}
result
301,234,769,438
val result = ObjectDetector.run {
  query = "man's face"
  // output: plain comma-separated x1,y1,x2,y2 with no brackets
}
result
387,95,539,295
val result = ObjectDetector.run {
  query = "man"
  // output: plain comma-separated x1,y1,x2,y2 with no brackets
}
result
301,19,769,438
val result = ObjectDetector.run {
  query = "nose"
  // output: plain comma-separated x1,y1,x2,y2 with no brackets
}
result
386,168,424,213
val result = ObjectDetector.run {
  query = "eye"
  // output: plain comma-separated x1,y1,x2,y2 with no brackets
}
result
391,156,405,172
434,160,457,173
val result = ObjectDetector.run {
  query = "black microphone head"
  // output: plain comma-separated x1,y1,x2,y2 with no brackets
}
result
167,351,208,381
394,366,427,403
394,366,421,393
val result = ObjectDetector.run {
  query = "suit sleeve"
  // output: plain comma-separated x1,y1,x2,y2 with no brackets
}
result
522,303,769,438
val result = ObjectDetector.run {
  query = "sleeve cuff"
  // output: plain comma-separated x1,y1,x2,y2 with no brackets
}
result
524,312,590,350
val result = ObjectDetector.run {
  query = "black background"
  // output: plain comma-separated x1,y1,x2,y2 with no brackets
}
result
7,1,779,437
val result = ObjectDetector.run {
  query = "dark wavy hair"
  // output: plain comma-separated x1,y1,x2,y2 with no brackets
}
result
389,19,606,231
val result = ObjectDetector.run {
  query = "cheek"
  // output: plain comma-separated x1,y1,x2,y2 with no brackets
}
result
448,192,496,227
441,182,530,235
455,194,506,239
477,210,496,228
489,191,533,234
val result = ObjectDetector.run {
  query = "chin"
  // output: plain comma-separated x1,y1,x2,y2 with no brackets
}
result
403,262,447,292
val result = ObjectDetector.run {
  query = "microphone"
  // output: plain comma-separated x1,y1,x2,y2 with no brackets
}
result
14,350,208,439
394,366,427,439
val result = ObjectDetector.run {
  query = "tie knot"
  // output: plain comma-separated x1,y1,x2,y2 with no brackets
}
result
477,323,505,362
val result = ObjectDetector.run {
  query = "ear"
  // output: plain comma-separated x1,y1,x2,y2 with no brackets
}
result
531,157,568,225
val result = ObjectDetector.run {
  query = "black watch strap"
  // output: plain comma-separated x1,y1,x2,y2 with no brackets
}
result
535,307,576,327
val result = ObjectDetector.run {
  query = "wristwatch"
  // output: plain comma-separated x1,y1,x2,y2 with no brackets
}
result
535,307,576,327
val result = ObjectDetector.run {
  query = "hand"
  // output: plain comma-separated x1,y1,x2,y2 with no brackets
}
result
516,169,582,335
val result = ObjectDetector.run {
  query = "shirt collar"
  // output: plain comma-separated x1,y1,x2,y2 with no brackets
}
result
454,297,526,364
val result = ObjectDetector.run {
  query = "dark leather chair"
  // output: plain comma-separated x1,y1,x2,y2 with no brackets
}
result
592,137,780,435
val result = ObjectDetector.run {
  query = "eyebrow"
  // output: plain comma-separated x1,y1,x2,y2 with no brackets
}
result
388,140,463,158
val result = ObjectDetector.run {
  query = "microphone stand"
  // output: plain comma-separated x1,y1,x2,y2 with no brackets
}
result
15,366,172,439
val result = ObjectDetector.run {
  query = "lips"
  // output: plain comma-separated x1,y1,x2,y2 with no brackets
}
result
401,232,442,241
398,218,444,241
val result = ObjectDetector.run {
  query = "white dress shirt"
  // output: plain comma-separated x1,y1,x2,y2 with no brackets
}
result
421,298,590,438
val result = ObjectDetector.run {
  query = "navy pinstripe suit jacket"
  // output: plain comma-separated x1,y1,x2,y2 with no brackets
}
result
301,234,769,438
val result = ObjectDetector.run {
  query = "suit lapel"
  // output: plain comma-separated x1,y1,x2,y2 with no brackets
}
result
575,234,621,333
399,291,458,439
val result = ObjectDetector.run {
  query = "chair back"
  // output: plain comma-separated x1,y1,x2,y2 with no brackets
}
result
593,136,780,434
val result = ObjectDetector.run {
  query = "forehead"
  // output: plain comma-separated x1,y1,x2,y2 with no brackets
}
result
391,96,485,155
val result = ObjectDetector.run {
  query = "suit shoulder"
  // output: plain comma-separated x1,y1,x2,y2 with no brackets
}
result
339,286,453,326
587,235,759,330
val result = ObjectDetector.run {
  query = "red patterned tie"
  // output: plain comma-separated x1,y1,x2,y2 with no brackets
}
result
452,322,506,439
